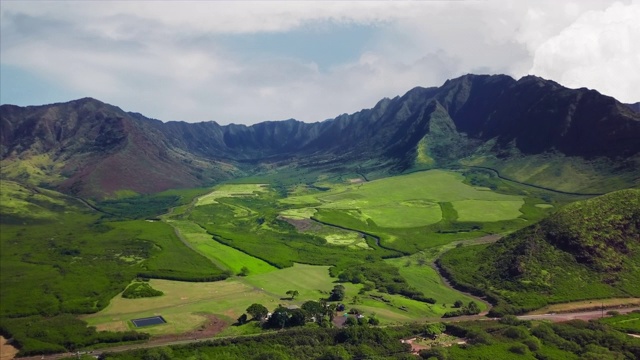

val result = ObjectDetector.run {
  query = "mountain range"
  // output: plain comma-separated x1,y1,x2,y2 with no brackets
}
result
2,74,639,199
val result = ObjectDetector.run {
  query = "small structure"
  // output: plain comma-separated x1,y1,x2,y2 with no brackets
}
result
131,315,166,327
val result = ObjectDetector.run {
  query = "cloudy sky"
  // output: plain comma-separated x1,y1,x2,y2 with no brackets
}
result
1,1,638,124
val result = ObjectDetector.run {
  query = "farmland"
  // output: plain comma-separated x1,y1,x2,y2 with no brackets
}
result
1,168,567,355
165,219,277,275
82,169,554,337
281,170,525,227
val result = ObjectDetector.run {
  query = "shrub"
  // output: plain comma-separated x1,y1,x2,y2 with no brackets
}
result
121,282,163,299
509,343,528,355
503,326,529,340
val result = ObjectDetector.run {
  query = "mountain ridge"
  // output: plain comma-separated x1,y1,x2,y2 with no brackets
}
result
2,74,639,198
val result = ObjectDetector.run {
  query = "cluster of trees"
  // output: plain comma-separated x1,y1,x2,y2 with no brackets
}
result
121,282,164,299
240,298,349,330
103,323,418,360
442,300,480,318
337,264,436,304
329,285,345,301
101,316,640,360
0,315,149,357
442,300,481,318
419,317,640,359
97,194,181,220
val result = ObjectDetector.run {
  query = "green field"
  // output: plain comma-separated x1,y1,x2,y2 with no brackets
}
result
166,219,277,275
85,262,470,335
453,199,524,222
0,180,67,220
83,278,274,335
1,167,566,355
282,170,524,227
386,252,487,311
196,184,267,206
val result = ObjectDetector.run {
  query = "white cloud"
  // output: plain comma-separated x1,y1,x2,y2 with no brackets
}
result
529,1,640,103
1,1,637,124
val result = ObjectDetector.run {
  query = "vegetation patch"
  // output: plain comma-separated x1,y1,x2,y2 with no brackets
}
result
168,219,276,275
386,252,487,313
284,170,524,229
439,189,640,315
452,199,524,222
0,180,67,221
122,282,164,299
535,203,554,209
196,184,267,206
599,311,640,334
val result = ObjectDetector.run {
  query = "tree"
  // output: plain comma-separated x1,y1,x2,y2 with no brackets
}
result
329,285,345,301
246,303,269,321
467,301,480,314
453,300,464,308
237,313,248,325
302,300,324,322
326,303,337,321
238,266,249,276
267,306,289,329
424,322,446,339
285,290,299,300
345,316,358,326
288,308,306,327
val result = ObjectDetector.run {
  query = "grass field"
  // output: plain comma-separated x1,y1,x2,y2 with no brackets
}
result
282,170,524,228
0,180,69,220
386,252,487,312
84,262,470,334
82,269,306,335
167,219,276,275
83,279,275,335
452,199,524,222
196,184,267,206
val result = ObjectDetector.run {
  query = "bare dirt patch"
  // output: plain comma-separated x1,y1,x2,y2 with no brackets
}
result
402,335,466,354
519,307,640,322
348,178,364,184
279,216,322,232
149,314,228,344
0,336,18,360
527,298,640,315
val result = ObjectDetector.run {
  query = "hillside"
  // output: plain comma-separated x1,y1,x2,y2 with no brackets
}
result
438,189,640,315
2,74,639,199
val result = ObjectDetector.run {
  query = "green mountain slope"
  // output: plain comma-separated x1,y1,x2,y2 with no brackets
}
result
438,189,640,315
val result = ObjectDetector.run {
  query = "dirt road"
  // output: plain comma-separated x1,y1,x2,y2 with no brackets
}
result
517,306,640,322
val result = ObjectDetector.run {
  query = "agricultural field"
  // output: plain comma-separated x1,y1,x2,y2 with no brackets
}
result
196,184,267,206
281,170,525,228
83,278,275,335
386,251,487,311
1,167,568,355
166,219,277,275
85,262,472,335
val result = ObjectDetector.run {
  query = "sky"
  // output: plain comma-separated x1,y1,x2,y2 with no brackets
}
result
1,1,639,125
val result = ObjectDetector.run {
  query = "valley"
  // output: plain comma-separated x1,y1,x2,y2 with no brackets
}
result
0,165,587,357
1,74,639,359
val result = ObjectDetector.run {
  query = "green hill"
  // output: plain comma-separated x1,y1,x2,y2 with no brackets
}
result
438,189,640,315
